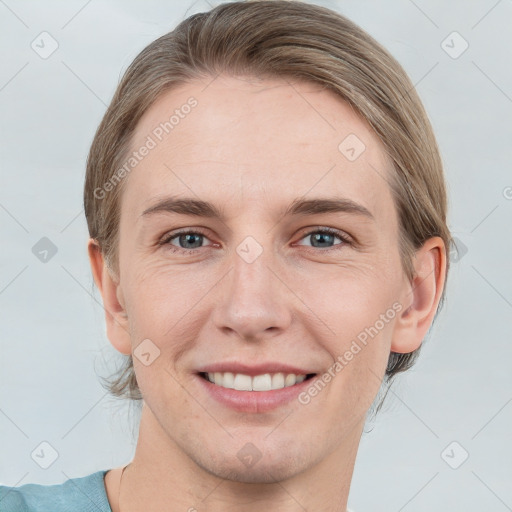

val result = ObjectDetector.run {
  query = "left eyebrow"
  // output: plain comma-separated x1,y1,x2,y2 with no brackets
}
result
285,197,374,220
139,196,374,222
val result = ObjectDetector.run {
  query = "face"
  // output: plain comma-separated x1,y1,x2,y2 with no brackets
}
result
109,75,411,482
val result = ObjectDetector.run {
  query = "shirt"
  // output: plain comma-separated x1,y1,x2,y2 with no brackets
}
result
0,470,112,512
0,470,355,511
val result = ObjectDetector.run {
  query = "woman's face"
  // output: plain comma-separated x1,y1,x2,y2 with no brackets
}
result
108,75,414,482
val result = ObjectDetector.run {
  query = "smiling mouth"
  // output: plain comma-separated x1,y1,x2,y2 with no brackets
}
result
199,372,316,391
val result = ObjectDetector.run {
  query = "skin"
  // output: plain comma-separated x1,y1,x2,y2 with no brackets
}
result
89,75,446,512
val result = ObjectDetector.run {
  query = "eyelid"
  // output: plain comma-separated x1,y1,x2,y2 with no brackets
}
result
158,227,214,250
158,225,353,254
295,226,353,246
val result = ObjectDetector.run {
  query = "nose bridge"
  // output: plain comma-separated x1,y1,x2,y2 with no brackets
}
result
233,233,273,294
213,231,292,339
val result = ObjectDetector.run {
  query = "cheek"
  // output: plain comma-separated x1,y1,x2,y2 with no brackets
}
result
306,263,400,396
315,315,396,431
302,261,399,334
125,256,205,321
119,259,202,383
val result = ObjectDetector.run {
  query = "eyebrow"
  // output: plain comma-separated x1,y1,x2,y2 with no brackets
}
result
140,196,374,221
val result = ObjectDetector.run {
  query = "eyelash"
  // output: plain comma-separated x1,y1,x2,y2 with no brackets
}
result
158,227,352,255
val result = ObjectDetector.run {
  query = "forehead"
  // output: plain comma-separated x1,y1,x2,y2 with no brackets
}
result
122,75,394,222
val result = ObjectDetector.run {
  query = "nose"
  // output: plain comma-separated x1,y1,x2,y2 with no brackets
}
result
212,241,293,341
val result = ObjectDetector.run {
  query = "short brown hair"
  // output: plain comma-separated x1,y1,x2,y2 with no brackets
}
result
84,0,451,402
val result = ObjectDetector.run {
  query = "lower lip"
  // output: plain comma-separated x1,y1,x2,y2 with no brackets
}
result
196,373,316,413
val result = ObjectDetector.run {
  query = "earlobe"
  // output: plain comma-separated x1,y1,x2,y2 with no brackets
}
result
87,238,132,355
391,236,447,354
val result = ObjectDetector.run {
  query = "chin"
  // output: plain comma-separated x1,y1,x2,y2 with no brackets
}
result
204,459,305,484
192,443,312,484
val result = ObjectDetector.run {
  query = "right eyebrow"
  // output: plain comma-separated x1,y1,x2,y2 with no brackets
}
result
140,197,225,220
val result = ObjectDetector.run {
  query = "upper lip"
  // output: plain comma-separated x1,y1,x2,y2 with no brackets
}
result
196,362,317,377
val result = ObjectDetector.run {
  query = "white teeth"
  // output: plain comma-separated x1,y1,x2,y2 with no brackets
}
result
272,373,285,389
205,372,307,391
285,373,297,387
234,373,252,391
216,371,234,388
252,374,272,391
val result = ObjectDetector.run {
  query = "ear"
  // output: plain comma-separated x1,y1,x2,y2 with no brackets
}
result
87,238,131,355
391,236,447,353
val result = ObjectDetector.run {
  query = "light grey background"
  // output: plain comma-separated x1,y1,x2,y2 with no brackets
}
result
1,1,511,511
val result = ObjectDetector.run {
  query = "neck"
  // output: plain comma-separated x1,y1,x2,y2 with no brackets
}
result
117,402,362,512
